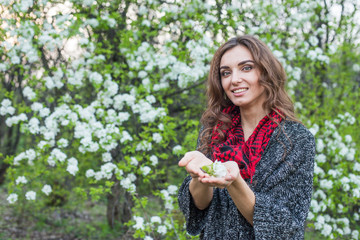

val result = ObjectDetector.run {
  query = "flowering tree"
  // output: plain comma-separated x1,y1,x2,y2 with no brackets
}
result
1,0,359,239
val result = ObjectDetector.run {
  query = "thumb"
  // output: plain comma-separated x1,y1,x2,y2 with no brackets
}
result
225,174,236,181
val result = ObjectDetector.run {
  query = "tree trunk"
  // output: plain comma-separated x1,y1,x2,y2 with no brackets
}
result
106,181,133,228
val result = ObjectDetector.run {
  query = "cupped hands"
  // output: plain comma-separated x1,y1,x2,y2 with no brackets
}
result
179,151,241,189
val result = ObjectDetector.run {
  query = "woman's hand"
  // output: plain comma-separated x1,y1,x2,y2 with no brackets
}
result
179,151,241,189
179,151,215,209
178,151,213,179
199,161,240,189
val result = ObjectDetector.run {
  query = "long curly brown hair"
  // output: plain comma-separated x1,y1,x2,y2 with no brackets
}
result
198,35,299,156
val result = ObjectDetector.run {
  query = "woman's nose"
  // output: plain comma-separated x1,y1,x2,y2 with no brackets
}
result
231,70,243,84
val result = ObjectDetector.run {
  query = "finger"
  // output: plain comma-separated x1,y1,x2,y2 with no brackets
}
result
178,152,194,167
200,178,228,189
201,176,225,185
189,167,206,178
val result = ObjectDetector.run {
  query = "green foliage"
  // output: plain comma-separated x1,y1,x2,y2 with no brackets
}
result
0,0,359,239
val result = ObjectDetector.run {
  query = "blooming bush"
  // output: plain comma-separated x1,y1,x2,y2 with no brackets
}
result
308,113,359,239
0,0,359,239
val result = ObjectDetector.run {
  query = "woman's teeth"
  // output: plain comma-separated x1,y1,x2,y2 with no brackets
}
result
233,88,247,93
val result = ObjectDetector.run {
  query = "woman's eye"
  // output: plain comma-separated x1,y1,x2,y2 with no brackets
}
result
242,66,253,71
221,71,230,77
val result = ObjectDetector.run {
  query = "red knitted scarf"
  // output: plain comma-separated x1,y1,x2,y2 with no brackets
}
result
210,105,282,181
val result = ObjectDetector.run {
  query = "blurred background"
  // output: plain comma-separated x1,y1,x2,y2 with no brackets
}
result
0,0,359,239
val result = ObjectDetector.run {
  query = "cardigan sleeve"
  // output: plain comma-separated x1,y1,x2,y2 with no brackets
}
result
253,125,315,239
178,175,210,235
178,126,210,236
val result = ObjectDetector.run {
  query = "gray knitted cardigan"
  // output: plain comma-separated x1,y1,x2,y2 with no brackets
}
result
178,121,315,239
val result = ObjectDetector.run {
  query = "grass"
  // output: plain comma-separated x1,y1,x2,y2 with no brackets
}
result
1,186,332,240
0,187,134,239
305,230,327,240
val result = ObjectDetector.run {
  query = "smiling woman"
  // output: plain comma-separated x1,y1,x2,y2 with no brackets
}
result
178,35,315,239
219,45,266,120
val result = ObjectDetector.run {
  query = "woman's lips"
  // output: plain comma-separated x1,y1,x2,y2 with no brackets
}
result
232,88,248,96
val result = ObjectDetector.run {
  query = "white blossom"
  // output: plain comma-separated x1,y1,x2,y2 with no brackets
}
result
321,224,332,237
11,55,20,64
19,0,34,12
138,5,148,15
152,133,162,143
89,71,103,84
102,152,112,162
314,215,325,229
5,113,28,127
39,107,50,117
309,124,319,136
128,173,137,182
328,169,339,178
292,67,302,81
344,227,351,235
130,157,138,166
100,162,117,179
344,135,352,143
167,185,178,195
353,64,360,72
136,141,152,151
120,177,132,188
307,211,314,220
212,161,227,178
345,148,355,161
120,177,136,193
15,176,28,185
0,99,15,116
172,145,182,154
0,63,8,71
319,179,333,189
93,171,103,181
42,184,52,196
316,154,326,164
120,131,133,143
353,188,360,198
309,36,319,46
150,216,161,224
316,139,325,152
48,148,67,166
339,147,349,157
140,166,151,176
337,204,344,213
86,19,99,28
57,138,69,148
7,193,18,204
311,199,321,213
84,169,94,179
352,230,359,239
82,0,93,7
146,95,156,104
150,155,158,166
23,86,36,100
157,225,167,235
67,164,79,176
25,191,36,200
354,162,360,172
28,117,40,134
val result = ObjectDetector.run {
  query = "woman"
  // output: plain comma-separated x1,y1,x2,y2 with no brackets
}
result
178,35,315,239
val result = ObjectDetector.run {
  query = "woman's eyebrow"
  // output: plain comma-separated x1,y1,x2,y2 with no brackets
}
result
220,60,255,70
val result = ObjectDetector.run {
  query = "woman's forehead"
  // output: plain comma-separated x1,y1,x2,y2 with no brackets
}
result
220,46,254,66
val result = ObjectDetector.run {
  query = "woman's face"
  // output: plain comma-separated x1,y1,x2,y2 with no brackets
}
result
220,45,266,111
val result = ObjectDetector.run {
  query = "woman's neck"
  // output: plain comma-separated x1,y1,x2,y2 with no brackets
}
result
240,106,270,141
